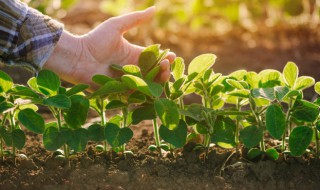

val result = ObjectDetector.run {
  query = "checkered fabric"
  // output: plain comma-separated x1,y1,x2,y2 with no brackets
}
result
0,0,63,72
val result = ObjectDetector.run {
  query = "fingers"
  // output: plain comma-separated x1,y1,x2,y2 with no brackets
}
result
156,59,171,83
114,6,156,33
165,52,176,63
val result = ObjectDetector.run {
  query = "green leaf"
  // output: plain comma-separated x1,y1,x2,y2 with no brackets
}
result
138,44,160,75
128,91,146,104
0,70,13,93
105,100,126,110
122,65,142,78
104,123,133,147
65,84,89,96
64,95,89,129
188,54,216,77
274,86,290,101
8,85,39,99
27,77,41,93
43,126,65,151
315,82,320,95
294,76,315,91
0,127,12,146
210,84,224,96
92,74,114,85
132,104,156,124
36,70,60,96
289,126,313,156
226,79,244,89
172,78,185,92
145,65,161,81
0,102,14,113
265,148,279,160
12,129,26,150
18,108,45,134
259,70,281,88
43,94,71,109
291,100,319,123
154,99,180,130
90,81,128,98
251,87,275,101
240,126,263,148
68,128,88,152
266,104,286,139
121,75,151,96
88,124,105,142
283,61,298,88
229,70,247,80
247,148,262,160
245,71,259,89
146,80,163,97
211,117,236,148
171,57,185,80
228,89,250,98
159,120,187,148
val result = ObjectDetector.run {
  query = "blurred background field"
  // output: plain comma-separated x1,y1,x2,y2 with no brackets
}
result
3,0,320,97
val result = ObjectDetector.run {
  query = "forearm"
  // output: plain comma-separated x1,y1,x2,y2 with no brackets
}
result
0,0,63,72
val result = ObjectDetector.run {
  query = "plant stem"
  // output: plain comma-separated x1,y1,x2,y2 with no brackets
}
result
121,107,128,154
179,97,185,121
100,98,108,153
56,109,69,160
235,99,241,153
283,99,292,152
9,112,15,158
315,127,319,158
152,119,162,154
249,97,264,152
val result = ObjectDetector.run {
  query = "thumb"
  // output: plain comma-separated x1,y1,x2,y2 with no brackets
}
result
114,6,155,33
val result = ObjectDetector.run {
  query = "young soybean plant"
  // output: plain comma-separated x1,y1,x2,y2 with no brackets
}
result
88,74,135,155
0,70,42,159
27,70,90,160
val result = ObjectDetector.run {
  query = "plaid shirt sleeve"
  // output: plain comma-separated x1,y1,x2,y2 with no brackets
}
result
0,0,63,72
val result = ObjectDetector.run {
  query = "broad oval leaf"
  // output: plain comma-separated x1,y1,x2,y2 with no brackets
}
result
88,124,105,142
245,71,259,89
128,91,146,104
247,148,262,160
251,88,275,101
289,126,313,156
188,54,216,76
0,102,14,113
122,65,142,78
159,120,187,148
104,123,133,148
283,61,298,88
145,65,161,81
64,95,89,129
146,80,163,97
36,70,60,96
8,85,39,99
154,99,180,130
138,44,160,75
259,69,281,88
68,128,88,152
90,81,128,98
121,75,151,96
132,103,156,125
106,100,126,110
291,100,319,123
228,89,250,98
43,94,71,109
211,117,236,149
239,125,263,148
226,79,244,90
315,82,320,95
266,104,285,139
92,74,114,85
294,76,315,91
0,70,13,93
18,108,45,134
265,148,279,160
43,126,65,151
12,129,26,150
171,57,185,80
65,84,89,96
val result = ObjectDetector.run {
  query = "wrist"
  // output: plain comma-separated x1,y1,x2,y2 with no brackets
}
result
44,31,82,83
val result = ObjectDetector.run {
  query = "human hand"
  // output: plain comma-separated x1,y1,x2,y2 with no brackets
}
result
45,7,176,89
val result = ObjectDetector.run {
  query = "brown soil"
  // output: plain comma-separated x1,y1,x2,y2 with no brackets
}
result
2,1,320,189
1,126,320,190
